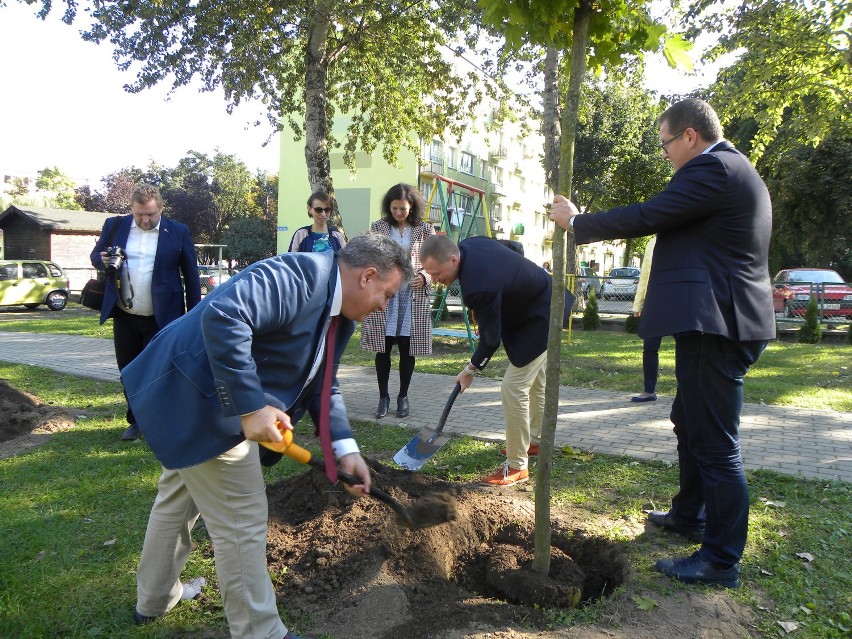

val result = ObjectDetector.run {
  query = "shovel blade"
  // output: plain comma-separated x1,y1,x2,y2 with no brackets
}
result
393,427,451,471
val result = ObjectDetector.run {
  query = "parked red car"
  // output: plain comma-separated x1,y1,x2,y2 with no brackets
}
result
772,268,852,318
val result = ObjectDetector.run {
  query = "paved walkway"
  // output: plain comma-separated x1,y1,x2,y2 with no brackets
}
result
1,331,850,482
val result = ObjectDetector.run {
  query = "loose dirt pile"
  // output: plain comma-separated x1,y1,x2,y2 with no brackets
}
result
262,461,756,639
0,379,78,459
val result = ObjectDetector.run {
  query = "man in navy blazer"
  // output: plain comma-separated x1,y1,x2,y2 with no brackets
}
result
90,183,201,441
421,235,555,487
550,98,776,587
121,234,410,639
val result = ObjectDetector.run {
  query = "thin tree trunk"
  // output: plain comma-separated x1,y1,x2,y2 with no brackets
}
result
304,2,345,231
533,4,591,576
542,46,561,195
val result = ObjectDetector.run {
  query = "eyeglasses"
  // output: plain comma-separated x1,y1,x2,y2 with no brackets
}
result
312,206,332,214
660,130,686,151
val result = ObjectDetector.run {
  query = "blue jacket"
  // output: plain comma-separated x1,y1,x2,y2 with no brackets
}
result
90,215,201,328
458,236,552,369
121,251,356,469
574,141,775,342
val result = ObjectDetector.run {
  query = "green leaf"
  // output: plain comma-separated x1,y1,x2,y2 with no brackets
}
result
631,594,659,611
662,34,694,72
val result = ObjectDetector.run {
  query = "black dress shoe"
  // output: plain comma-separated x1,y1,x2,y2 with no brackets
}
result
396,396,409,418
375,396,390,418
655,551,740,588
647,510,705,542
630,393,657,402
134,610,158,625
121,423,142,441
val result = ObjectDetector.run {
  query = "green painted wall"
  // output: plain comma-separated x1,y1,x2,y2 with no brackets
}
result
277,117,421,253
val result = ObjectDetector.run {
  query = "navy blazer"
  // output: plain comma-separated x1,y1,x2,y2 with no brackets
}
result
90,215,202,328
121,251,356,469
574,141,776,342
458,236,552,369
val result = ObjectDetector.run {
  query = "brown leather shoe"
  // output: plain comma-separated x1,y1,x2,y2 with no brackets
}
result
500,444,539,457
479,464,529,487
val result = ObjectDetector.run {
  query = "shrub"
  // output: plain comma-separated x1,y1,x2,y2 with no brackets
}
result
582,289,601,331
624,313,640,334
797,296,822,343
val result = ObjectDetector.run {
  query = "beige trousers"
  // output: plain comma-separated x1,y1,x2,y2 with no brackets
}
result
501,351,547,471
136,440,287,639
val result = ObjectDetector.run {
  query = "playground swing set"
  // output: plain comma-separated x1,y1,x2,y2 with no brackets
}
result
424,176,491,352
423,175,575,352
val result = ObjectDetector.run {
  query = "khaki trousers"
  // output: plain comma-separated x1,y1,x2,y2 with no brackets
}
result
136,440,287,639
501,351,547,471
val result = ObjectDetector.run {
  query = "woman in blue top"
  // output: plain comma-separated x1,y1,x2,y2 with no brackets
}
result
288,191,347,253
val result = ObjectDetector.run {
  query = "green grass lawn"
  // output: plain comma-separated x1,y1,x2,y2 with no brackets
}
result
0,363,849,638
2,306,850,411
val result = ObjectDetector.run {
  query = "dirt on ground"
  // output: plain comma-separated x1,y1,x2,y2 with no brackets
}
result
0,382,758,639
0,379,79,459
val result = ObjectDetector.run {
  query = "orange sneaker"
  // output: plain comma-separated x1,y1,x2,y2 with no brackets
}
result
499,444,539,457
479,464,529,487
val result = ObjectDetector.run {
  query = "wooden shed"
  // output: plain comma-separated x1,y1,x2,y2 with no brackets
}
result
0,206,115,292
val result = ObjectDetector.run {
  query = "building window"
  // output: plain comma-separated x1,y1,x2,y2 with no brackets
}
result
459,152,474,175
430,140,443,162
494,167,504,186
447,147,458,169
480,159,488,178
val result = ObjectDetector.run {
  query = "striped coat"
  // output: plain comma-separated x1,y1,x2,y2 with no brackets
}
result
359,219,435,355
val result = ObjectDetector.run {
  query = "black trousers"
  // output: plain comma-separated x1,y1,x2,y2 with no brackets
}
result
669,332,767,566
112,307,160,425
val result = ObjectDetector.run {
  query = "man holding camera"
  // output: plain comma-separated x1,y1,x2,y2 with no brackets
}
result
91,183,201,441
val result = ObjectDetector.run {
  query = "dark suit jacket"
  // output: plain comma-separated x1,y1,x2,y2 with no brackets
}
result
574,141,776,342
121,251,356,469
458,236,552,369
90,215,202,328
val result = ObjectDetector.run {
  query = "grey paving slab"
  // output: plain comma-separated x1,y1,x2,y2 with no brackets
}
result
1,331,850,482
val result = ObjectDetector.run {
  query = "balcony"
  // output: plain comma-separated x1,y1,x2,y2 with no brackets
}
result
490,146,508,159
420,160,443,178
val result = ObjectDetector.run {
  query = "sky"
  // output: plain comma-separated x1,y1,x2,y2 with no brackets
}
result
0,3,282,187
0,3,725,190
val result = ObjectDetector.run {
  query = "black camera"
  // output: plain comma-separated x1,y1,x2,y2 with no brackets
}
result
104,246,126,272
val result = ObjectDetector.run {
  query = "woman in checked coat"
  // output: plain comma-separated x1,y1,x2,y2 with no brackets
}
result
360,183,435,419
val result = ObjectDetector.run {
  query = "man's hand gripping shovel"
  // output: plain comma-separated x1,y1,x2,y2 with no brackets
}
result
260,425,456,531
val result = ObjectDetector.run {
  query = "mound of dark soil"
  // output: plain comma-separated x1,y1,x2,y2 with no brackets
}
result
265,460,630,639
0,379,77,458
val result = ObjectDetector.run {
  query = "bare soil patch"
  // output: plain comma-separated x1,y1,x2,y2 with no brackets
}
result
0,379,78,459
260,461,758,639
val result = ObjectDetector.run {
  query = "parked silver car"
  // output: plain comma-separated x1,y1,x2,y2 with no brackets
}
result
198,265,232,295
599,267,640,301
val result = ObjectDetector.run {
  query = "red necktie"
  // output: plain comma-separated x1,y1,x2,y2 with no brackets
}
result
318,316,339,483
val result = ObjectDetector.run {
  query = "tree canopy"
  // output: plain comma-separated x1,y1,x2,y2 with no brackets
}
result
699,0,852,162
25,0,485,197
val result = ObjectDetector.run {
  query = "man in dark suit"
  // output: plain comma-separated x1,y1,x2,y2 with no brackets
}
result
421,234,552,487
121,234,411,639
550,98,776,587
90,183,201,441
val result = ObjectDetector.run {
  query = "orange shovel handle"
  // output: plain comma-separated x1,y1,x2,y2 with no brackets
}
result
259,425,313,465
